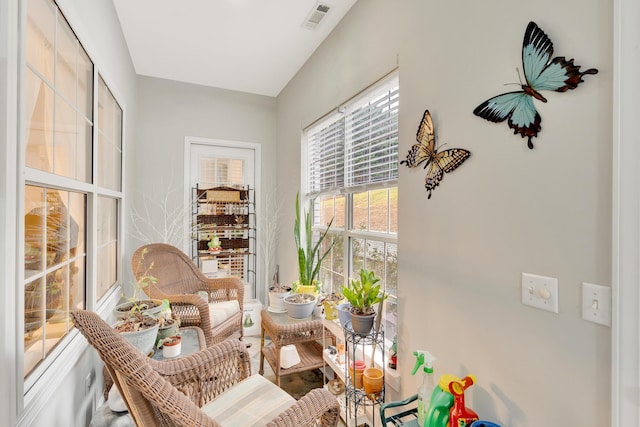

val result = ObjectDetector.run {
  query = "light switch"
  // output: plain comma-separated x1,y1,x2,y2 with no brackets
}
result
582,282,611,327
521,273,559,313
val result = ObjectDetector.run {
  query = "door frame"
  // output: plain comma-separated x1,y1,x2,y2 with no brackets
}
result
611,0,640,425
183,136,261,295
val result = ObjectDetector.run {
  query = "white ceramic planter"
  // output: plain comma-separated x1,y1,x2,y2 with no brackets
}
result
268,287,291,313
162,336,182,358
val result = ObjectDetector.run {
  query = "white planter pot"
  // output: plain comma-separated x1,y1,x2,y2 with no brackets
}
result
268,287,291,313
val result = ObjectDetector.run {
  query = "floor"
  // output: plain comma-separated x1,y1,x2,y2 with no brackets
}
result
244,335,350,426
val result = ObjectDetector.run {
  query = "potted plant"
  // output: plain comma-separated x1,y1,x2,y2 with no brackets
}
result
113,248,164,355
268,282,292,313
283,292,317,319
321,292,345,321
341,268,387,335
293,193,334,297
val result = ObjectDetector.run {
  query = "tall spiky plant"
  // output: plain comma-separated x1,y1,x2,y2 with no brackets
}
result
294,193,334,290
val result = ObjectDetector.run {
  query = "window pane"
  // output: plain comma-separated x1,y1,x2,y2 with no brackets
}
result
385,242,398,296
389,187,398,234
351,237,365,277
24,186,85,378
76,116,92,182
97,197,118,300
318,232,344,294
25,68,54,172
54,95,78,179
56,14,76,104
77,44,93,117
353,191,368,231
26,0,55,83
364,240,385,282
334,196,345,229
369,188,389,233
97,77,122,190
318,196,334,227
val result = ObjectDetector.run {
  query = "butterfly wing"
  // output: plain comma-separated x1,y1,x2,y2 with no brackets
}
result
425,148,471,199
400,110,435,168
473,92,541,148
523,21,599,93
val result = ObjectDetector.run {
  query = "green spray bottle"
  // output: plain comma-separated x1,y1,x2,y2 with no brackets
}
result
411,351,436,426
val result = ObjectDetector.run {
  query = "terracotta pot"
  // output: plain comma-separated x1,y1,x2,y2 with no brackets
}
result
349,360,366,389
363,367,384,398
162,335,182,358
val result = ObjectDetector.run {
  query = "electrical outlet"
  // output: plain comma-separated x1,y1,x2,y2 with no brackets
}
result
582,282,611,326
521,273,559,313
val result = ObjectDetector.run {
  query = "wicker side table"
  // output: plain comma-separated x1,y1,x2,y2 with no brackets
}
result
259,308,335,386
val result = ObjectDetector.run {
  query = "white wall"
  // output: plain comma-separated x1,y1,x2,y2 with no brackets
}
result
127,76,277,297
0,0,138,425
276,1,613,426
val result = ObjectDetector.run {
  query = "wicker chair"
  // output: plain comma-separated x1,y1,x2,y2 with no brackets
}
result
73,310,340,427
132,243,244,347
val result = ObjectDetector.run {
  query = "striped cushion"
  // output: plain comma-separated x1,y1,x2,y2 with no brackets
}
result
202,375,295,426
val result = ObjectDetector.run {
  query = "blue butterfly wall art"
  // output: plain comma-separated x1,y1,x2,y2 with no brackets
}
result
401,110,471,199
473,21,598,149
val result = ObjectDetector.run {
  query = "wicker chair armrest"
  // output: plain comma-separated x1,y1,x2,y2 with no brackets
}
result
149,339,251,407
164,293,213,333
203,277,245,310
266,388,340,427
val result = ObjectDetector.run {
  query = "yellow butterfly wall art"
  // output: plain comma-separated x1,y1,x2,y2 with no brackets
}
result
401,110,471,199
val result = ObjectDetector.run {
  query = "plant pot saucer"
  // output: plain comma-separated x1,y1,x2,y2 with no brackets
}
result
267,306,287,314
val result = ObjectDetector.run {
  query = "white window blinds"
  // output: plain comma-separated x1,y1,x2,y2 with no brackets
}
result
306,73,399,194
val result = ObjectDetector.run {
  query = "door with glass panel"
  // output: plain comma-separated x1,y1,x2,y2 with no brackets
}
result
188,141,257,297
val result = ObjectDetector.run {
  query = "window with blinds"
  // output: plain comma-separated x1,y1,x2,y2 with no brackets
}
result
306,74,399,194
302,72,399,353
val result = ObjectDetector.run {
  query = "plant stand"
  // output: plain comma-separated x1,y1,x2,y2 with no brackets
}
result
344,325,385,427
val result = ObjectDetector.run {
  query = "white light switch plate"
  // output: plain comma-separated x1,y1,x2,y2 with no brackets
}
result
521,273,559,313
582,282,611,327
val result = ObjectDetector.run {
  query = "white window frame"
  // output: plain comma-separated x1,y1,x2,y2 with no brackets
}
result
302,71,399,350
16,0,125,418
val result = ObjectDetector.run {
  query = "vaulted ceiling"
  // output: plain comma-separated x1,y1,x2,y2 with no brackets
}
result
112,0,358,97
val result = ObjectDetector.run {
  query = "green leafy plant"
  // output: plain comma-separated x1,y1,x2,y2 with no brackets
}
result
294,193,335,290
114,248,166,332
341,268,387,315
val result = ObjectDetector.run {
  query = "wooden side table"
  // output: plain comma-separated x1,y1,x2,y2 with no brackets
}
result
259,308,335,386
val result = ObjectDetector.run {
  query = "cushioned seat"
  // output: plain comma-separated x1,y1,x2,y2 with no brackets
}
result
73,310,340,427
132,243,245,348
202,375,295,425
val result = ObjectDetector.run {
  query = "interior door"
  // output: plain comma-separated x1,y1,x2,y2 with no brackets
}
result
188,140,258,298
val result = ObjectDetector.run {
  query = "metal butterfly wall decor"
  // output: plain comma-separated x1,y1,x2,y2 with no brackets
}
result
401,110,471,199
473,21,598,149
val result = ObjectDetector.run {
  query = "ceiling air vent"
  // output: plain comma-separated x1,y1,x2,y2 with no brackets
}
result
302,2,332,29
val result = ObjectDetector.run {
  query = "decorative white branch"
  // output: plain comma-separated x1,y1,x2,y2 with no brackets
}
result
258,177,284,304
129,178,194,249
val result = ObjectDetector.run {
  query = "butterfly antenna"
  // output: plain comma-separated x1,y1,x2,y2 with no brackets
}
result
516,67,524,86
